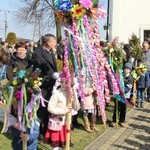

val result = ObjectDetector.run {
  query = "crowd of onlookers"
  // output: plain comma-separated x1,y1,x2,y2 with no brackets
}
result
103,40,150,127
0,35,150,150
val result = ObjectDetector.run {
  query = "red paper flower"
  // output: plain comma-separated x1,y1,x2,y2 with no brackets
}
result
15,91,22,101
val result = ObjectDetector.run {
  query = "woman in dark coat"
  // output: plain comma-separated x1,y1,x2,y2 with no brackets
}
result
7,41,40,150
7,41,31,79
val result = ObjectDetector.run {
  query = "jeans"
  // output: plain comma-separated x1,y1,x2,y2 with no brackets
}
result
137,88,145,103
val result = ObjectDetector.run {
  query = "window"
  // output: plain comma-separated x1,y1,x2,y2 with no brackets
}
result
144,30,150,43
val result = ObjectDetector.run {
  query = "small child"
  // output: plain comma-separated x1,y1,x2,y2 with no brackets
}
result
136,60,149,108
11,118,40,150
124,62,133,102
45,72,72,150
111,62,133,127
81,75,98,132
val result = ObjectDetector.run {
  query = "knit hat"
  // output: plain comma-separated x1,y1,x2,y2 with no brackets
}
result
124,62,132,71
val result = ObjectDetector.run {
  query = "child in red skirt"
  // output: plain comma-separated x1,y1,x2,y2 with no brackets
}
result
45,72,72,150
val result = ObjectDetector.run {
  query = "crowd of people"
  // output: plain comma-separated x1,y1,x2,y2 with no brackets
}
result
0,34,150,150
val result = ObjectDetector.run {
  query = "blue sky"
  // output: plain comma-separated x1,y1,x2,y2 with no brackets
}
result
0,0,107,41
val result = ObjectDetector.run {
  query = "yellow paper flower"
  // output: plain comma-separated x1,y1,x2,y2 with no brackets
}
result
71,4,86,19
37,77,42,81
34,80,39,85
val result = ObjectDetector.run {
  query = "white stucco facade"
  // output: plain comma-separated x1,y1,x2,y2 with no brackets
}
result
108,0,150,44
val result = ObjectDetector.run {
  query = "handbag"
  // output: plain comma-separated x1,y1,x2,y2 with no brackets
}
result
48,115,63,131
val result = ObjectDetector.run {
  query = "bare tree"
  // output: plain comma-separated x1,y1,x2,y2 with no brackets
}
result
15,0,61,42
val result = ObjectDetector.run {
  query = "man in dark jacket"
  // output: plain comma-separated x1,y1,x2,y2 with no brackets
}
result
31,34,58,138
141,41,150,102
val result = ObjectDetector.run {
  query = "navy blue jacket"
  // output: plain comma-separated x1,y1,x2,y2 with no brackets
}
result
137,72,150,89
11,120,39,150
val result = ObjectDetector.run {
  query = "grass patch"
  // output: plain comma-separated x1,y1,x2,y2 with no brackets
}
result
0,101,132,150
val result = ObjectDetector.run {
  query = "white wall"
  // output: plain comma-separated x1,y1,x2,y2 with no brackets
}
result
109,0,150,44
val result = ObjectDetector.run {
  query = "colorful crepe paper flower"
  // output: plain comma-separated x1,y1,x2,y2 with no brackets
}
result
17,70,26,79
56,0,73,12
71,4,86,19
79,0,93,9
12,79,17,85
15,90,22,101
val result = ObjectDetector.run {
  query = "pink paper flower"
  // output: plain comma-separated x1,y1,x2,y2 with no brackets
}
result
79,0,93,9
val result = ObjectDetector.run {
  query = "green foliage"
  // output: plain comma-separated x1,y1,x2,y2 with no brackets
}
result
103,42,126,71
56,59,63,72
6,32,18,45
129,34,142,60
93,0,99,7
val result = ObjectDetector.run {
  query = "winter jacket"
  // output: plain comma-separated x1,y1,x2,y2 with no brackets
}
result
8,52,31,70
124,74,133,98
31,46,57,100
137,72,150,89
81,88,95,110
47,88,68,125
7,52,31,82
147,71,150,87
141,50,150,71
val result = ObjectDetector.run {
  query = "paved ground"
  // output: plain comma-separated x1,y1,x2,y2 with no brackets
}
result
84,102,150,150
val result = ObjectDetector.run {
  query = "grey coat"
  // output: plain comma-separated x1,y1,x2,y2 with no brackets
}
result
141,50,150,71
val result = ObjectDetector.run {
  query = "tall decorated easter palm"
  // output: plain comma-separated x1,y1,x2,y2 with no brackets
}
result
129,34,142,105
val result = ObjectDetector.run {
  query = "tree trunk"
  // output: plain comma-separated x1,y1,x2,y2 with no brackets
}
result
55,18,62,42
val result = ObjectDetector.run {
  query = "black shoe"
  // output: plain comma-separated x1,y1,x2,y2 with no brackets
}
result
70,142,74,147
38,134,44,140
106,103,109,107
72,122,83,129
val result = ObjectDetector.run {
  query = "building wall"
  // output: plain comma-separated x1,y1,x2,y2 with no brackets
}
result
109,0,150,44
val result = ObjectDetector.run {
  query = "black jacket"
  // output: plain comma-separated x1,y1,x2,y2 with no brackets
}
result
8,52,30,69
31,46,57,100
124,74,133,94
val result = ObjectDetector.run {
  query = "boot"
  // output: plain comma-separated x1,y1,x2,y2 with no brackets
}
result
83,117,93,133
136,99,140,108
89,114,99,132
72,114,82,128
137,102,140,108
